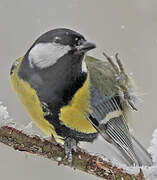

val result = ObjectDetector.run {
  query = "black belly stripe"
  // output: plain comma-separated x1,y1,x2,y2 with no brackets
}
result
44,112,98,142
41,71,98,141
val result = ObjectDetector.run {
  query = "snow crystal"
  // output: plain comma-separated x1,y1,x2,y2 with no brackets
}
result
121,25,125,29
129,72,134,76
57,157,62,162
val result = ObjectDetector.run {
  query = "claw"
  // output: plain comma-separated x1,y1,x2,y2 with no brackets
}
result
103,51,138,112
103,52,120,74
127,99,138,111
115,53,127,77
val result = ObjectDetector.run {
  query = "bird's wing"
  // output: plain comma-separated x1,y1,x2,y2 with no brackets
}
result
88,86,139,165
85,55,130,125
85,55,152,166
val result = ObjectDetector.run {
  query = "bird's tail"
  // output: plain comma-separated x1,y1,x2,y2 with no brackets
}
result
97,116,153,166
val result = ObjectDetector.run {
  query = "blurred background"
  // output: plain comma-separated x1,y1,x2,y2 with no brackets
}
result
0,0,157,179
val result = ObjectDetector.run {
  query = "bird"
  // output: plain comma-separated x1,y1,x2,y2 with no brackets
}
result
10,28,152,166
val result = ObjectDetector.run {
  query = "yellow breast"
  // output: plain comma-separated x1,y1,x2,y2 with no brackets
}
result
10,57,62,141
10,57,97,141
59,74,97,133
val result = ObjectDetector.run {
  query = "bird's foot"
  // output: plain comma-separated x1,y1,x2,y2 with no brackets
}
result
64,137,77,165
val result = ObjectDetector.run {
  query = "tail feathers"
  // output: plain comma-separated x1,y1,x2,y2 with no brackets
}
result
103,117,139,166
98,116,152,166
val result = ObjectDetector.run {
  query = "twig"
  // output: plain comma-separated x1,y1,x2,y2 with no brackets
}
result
0,125,145,180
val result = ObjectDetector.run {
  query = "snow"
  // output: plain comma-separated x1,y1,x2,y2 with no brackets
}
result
1,101,157,179
111,159,157,180
0,101,14,127
121,25,125,29
19,121,33,134
110,128,157,180
57,156,62,162
0,101,47,137
148,129,157,165
129,72,134,76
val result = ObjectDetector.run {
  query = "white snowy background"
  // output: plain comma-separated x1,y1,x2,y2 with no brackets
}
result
0,0,157,179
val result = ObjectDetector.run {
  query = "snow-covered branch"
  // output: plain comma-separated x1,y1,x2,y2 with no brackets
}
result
0,125,145,180
0,102,157,179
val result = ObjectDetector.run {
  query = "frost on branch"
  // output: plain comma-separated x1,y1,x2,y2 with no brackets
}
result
0,101,34,134
108,129,157,180
148,129,157,165
0,101,13,127
0,100,157,179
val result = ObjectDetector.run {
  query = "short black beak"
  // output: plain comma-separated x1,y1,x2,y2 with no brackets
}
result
75,41,96,53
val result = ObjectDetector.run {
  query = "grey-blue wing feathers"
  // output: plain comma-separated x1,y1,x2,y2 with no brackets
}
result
85,55,152,166
88,86,140,165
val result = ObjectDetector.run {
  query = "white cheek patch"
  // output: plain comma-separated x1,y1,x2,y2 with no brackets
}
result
28,42,71,69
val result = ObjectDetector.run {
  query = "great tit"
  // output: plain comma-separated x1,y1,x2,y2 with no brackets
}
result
10,28,152,166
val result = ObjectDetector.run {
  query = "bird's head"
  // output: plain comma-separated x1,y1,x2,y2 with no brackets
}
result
26,28,96,69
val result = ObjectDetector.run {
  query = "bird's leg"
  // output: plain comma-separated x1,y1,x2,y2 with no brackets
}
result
64,137,77,163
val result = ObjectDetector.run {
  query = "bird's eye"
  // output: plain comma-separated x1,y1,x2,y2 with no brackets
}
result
77,39,84,46
54,36,61,43
75,37,79,41
77,40,81,46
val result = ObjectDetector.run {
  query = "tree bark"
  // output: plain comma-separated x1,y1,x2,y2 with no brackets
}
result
0,126,145,180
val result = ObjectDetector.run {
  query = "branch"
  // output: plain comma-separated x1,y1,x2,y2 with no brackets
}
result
0,126,145,180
